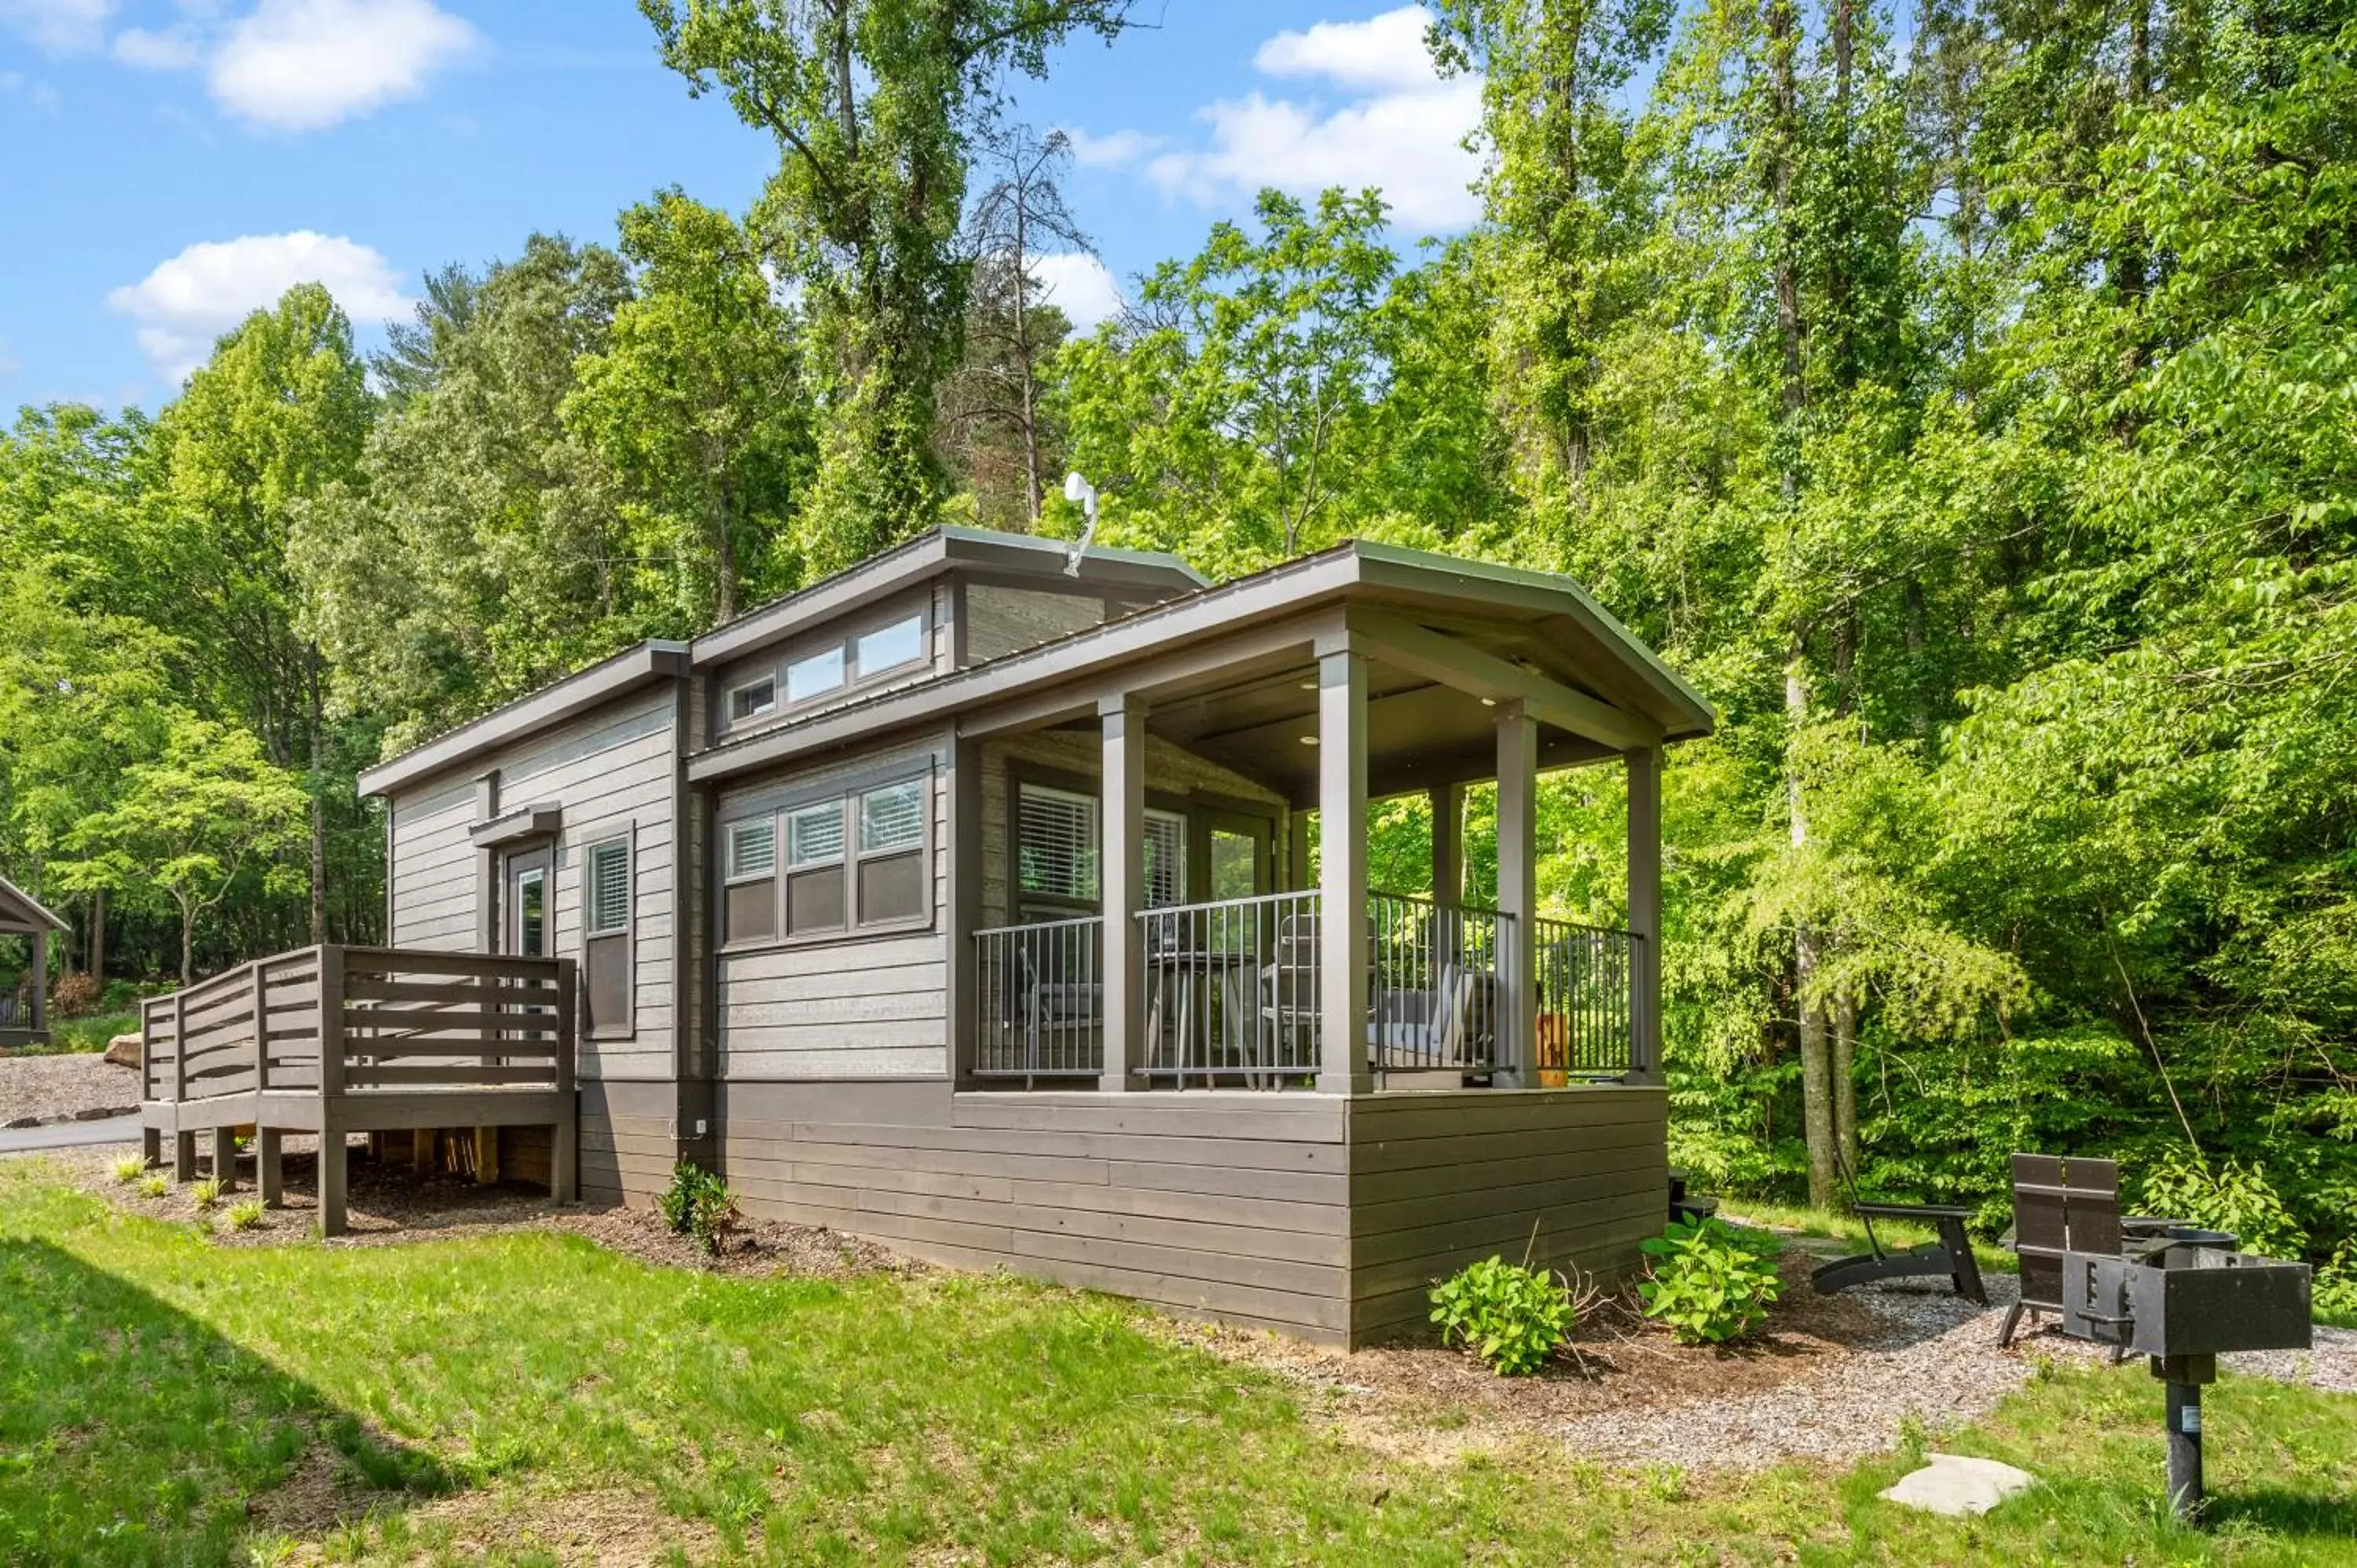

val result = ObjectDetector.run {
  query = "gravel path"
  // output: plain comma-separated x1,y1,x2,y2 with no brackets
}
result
0,1053,141,1127
1561,1273,2357,1471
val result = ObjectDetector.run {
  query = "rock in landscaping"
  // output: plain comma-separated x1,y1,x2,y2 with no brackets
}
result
1879,1454,2036,1517
104,1034,141,1069
4,1115,38,1130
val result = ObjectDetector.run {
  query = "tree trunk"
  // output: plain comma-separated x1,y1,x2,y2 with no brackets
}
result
1787,653,1837,1209
1834,985,1859,1172
307,654,328,946
1766,0,1806,499
90,887,106,986
178,903,195,989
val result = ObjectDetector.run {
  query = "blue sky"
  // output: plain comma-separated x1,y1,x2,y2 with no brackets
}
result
0,0,1486,412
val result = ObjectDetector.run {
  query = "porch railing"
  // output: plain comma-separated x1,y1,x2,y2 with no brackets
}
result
140,946,577,1106
973,892,1637,1088
1139,890,1321,1086
974,915,1104,1083
1534,917,1637,1080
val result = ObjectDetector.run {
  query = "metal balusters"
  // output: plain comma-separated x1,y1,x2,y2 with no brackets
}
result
973,916,1104,1083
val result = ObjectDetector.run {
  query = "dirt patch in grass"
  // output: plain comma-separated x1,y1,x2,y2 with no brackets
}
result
270,1484,724,1566
45,1141,912,1283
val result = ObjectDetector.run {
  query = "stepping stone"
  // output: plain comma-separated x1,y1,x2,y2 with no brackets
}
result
1879,1453,2036,1517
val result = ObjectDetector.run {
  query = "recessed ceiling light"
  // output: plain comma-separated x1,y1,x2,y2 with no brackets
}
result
1298,680,1318,691
1480,697,1497,707
1299,734,1320,746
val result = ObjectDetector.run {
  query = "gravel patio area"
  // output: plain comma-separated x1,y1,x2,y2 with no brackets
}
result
0,1052,141,1127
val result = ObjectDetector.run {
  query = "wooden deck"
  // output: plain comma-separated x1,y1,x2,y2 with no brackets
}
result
138,946,577,1234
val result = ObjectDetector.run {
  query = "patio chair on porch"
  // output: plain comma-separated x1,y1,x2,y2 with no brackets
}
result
1015,943,1101,1079
1810,1147,1989,1306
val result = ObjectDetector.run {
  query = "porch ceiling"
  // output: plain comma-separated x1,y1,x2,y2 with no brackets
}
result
1131,653,1618,805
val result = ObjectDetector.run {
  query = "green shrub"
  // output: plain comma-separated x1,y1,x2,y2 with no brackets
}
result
1638,1218,1783,1345
111,1154,147,1184
1428,1255,1578,1376
189,1178,222,1211
659,1162,741,1256
138,1174,169,1199
225,1200,266,1232
2137,1152,2308,1259
2314,1240,2357,1321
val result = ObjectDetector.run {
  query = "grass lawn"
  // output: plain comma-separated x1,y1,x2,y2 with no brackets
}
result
3,1161,2353,1566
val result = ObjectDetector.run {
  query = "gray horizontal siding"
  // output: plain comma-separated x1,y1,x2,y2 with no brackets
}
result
718,1081,1355,1341
579,1079,680,1207
718,739,951,1080
1346,1086,1667,1343
384,687,681,1083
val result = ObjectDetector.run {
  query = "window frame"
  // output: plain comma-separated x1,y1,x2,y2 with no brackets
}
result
1008,767,1195,925
581,831,635,1040
714,599,934,737
715,761,937,954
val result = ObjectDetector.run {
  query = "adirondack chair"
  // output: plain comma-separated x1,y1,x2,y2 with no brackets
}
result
1810,1148,1989,1306
1999,1152,2122,1347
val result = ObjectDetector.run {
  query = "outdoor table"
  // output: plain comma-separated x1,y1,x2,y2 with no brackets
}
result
1146,947,1259,1083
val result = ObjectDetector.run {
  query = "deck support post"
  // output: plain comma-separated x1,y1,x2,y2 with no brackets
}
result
1099,694,1147,1094
412,1129,435,1173
1430,782,1464,906
257,1127,283,1206
1624,745,1664,1083
174,1130,196,1182
211,1126,238,1192
1317,643,1373,1094
1495,702,1539,1089
27,928,44,1038
473,1126,499,1185
552,956,578,1202
319,1127,347,1238
142,1127,160,1168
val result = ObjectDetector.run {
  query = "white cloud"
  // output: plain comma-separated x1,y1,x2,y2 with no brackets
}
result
112,23,202,68
207,0,477,130
1254,6,1438,91
1032,252,1123,334
1076,6,1483,236
1063,126,1163,168
107,231,409,383
0,0,115,54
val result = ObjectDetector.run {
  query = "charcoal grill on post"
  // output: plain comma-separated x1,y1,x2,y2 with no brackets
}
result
2059,1240,2312,1520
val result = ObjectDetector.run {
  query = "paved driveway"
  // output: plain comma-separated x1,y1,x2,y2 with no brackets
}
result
0,1114,142,1154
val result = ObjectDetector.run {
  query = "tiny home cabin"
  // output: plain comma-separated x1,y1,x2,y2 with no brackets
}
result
152,527,1715,1346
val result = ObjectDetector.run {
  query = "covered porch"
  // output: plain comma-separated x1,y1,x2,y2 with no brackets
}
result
0,874,68,1051
955,591,1676,1098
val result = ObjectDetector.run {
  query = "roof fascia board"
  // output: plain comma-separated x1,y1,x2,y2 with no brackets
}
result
1351,544,1717,735
937,526,1209,588
357,642,688,799
1347,606,1662,751
691,533,951,668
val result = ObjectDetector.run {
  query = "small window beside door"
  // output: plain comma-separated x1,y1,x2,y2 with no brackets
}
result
584,836,632,1038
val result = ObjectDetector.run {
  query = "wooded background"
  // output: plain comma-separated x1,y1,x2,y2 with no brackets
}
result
3,0,2352,1277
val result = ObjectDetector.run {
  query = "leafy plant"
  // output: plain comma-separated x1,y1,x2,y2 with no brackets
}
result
2313,1240,2357,1323
189,1178,222,1211
111,1155,146,1184
659,1161,741,1256
225,1199,266,1231
1428,1255,1578,1376
137,1174,168,1199
2137,1152,2308,1260
1638,1219,1783,1345
49,971,101,1016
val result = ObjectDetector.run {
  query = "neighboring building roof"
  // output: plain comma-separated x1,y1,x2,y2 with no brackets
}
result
0,875,69,935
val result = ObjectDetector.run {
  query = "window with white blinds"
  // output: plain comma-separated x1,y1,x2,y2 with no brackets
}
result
724,819,775,881
587,838,631,936
1017,785,1098,903
786,801,845,867
861,780,925,853
1015,783,1187,911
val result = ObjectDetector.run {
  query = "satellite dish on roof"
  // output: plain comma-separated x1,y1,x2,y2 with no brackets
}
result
1061,471,1098,577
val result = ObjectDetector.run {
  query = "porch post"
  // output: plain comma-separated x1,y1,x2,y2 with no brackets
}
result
1495,702,1539,1088
27,928,45,1036
947,735,983,1090
1429,782,1464,906
1099,694,1146,1094
1625,744,1664,1082
1317,644,1373,1094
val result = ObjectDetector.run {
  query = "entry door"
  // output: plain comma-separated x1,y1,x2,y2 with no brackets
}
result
504,848,552,958
1202,809,1275,901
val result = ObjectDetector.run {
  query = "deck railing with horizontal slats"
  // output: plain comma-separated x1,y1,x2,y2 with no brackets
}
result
140,945,576,1108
